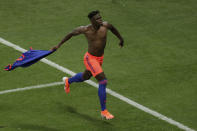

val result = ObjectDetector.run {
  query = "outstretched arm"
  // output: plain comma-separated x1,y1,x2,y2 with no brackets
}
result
106,23,124,48
51,26,87,51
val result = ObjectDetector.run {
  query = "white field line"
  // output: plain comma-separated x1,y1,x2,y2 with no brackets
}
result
0,82,64,95
0,37,195,131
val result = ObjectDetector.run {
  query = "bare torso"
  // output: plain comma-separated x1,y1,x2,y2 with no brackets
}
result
53,15,123,58
84,23,108,57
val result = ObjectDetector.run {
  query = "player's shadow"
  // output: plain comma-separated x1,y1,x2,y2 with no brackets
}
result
56,102,113,127
0,126,6,128
12,124,59,131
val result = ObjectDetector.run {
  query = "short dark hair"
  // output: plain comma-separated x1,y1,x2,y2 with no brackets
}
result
88,10,100,19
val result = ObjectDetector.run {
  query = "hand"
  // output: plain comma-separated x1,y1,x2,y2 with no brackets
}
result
119,39,124,48
51,46,59,51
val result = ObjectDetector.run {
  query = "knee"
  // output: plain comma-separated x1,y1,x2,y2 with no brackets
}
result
96,72,106,82
83,73,92,80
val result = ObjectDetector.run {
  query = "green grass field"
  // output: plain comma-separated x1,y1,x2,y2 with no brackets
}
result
0,0,197,130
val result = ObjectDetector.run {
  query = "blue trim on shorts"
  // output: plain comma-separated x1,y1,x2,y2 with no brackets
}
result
86,55,96,73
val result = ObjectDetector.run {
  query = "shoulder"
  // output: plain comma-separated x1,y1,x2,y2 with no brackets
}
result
102,21,113,29
72,25,89,34
76,25,89,32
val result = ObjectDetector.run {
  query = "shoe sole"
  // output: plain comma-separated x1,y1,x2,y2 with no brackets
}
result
101,114,114,120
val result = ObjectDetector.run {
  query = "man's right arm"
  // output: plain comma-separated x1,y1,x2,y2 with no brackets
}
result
51,26,87,51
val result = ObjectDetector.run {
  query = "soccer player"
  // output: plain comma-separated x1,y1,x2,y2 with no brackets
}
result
51,10,124,120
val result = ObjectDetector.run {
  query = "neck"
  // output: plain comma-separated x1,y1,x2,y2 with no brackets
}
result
92,23,100,30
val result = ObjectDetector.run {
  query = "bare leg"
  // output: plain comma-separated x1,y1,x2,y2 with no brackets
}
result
95,72,106,81
82,69,92,80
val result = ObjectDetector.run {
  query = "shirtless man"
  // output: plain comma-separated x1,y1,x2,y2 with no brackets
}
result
51,10,124,120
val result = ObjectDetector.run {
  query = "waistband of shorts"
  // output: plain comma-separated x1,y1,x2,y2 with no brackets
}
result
86,52,104,59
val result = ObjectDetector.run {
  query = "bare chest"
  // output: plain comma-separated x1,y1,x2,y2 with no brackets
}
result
85,26,108,41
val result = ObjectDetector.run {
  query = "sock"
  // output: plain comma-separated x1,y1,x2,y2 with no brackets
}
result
98,79,107,111
68,72,84,84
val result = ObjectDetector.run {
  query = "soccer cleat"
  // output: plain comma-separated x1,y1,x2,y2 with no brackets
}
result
62,77,70,93
101,109,114,120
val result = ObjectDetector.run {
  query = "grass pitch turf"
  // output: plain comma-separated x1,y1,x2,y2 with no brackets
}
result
0,0,197,130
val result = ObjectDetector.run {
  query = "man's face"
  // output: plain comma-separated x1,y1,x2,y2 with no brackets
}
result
91,14,103,26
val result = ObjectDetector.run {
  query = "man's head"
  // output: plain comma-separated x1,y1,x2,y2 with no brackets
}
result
88,10,103,26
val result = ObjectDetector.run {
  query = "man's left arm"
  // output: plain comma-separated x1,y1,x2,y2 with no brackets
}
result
106,22,124,47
